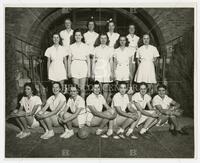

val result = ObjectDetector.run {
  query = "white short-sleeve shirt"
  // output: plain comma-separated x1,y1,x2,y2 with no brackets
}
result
114,47,133,65
46,92,66,112
59,29,74,47
131,92,151,110
107,32,120,47
44,45,68,60
69,43,90,61
84,31,99,47
66,95,86,114
152,95,173,110
20,96,42,113
136,45,160,61
112,92,129,112
127,34,140,49
86,93,106,112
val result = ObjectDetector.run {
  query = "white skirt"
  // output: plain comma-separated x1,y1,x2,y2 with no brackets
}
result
71,60,88,79
115,64,130,81
134,60,157,83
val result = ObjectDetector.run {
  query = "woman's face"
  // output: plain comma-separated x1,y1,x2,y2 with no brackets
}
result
158,87,166,98
53,34,60,44
88,21,95,31
65,19,72,29
143,34,150,45
100,35,108,45
129,25,135,34
24,86,33,96
108,22,115,32
119,84,127,95
119,37,126,47
93,84,101,95
70,87,78,98
52,83,61,95
75,32,83,42
139,85,147,96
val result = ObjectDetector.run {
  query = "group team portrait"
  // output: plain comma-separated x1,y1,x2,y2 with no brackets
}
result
5,6,195,158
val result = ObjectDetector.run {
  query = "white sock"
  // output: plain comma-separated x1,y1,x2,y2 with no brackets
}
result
140,128,147,134
128,128,133,132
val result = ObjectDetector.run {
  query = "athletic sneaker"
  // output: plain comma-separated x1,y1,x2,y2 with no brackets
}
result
107,129,113,136
130,134,138,139
40,131,49,139
96,129,103,135
60,130,70,138
42,130,55,139
63,130,74,139
19,132,31,139
140,128,147,135
126,128,133,137
16,131,23,138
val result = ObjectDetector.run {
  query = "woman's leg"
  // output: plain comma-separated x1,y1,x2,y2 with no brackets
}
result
15,117,25,131
79,78,87,99
102,83,110,103
60,80,65,92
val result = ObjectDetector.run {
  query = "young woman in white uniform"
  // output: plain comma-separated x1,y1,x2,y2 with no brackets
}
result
35,82,66,139
11,83,42,139
113,35,134,94
134,34,160,91
59,18,74,49
127,24,140,80
68,29,91,99
92,33,114,103
45,33,68,91
106,19,120,48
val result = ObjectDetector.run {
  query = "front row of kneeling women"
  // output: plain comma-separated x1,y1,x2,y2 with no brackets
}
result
11,81,188,139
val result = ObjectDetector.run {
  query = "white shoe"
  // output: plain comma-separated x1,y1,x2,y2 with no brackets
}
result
60,131,69,138
96,129,103,135
140,128,147,135
16,131,23,138
117,128,124,135
40,131,49,139
19,132,31,139
131,134,138,139
113,135,120,139
107,129,113,136
126,129,133,137
42,130,55,139
101,134,109,138
63,130,74,139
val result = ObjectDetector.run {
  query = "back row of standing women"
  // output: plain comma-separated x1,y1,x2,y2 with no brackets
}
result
45,17,160,102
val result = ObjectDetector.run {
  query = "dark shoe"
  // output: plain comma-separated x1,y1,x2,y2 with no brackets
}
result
169,129,177,136
177,128,189,135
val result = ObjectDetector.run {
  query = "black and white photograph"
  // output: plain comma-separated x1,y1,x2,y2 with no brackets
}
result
2,0,198,159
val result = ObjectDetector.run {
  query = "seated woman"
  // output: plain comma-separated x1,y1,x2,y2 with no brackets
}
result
131,82,159,136
108,81,139,139
152,84,188,135
11,82,42,139
35,82,66,139
86,81,116,136
58,84,87,139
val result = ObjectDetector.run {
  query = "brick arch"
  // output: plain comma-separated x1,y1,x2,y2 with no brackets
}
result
27,8,166,54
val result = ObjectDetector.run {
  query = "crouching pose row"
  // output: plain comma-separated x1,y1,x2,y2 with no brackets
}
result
10,81,188,139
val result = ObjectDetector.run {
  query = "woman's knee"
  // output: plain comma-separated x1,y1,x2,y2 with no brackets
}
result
63,112,72,119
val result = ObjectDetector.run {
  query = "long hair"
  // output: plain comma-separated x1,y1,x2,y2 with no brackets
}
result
86,16,97,31
106,18,117,32
23,82,37,96
71,28,85,44
114,35,129,49
94,32,110,47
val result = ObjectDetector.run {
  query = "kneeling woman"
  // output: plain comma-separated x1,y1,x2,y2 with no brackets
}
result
11,83,42,139
58,84,87,139
35,82,66,139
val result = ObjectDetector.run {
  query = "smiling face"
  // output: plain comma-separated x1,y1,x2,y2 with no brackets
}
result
108,22,115,32
93,84,101,95
139,84,147,96
88,21,95,31
143,34,150,45
100,35,108,45
24,85,33,97
75,31,83,43
70,87,78,98
119,36,126,47
52,83,61,95
65,19,72,29
158,87,166,99
129,25,135,34
119,84,127,95
53,34,60,45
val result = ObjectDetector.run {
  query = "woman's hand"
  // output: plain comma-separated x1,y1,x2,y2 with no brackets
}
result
127,86,134,95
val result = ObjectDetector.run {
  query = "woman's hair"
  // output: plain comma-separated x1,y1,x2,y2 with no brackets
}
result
51,32,62,45
94,32,110,47
52,82,62,90
106,18,117,32
64,18,72,23
139,82,148,89
86,16,97,30
23,82,37,96
157,84,167,90
71,28,85,44
69,83,80,94
114,35,129,49
118,81,127,88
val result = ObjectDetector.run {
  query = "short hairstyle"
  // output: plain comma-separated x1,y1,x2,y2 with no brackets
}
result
23,82,37,96
51,33,62,44
86,17,97,30
139,82,148,89
52,82,62,90
118,81,127,88
143,33,150,38
69,83,80,93
64,18,72,23
94,32,110,47
106,19,117,32
157,84,167,90
114,35,129,49
92,80,102,91
71,28,85,44
128,24,136,28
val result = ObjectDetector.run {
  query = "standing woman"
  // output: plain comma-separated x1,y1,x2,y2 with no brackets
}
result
68,28,91,99
113,35,134,94
134,34,160,91
45,33,68,92
92,33,114,103
106,19,120,48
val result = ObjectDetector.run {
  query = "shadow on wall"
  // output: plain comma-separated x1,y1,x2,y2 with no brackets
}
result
167,27,194,117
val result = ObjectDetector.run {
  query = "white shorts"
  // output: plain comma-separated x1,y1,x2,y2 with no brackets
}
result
71,60,88,79
115,64,130,81
77,112,87,128
137,110,155,127
86,112,93,126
